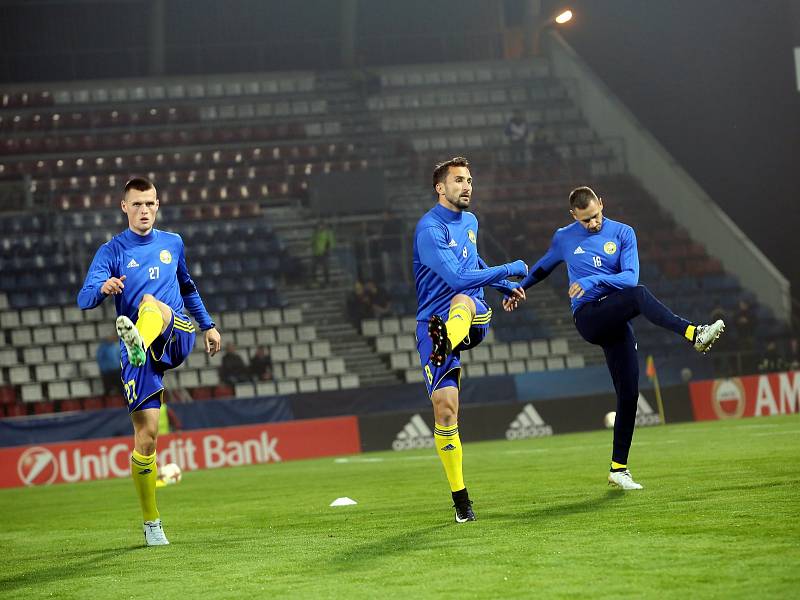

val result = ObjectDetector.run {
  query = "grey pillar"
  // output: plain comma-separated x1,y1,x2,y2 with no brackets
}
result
524,0,543,57
340,0,358,69
148,0,166,76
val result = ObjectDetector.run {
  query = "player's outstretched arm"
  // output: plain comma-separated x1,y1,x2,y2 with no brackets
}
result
204,327,221,356
417,227,524,291
176,241,218,344
502,286,526,312
520,234,563,291
77,244,118,310
477,255,527,311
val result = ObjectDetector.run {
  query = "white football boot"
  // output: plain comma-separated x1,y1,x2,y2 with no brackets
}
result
608,469,644,490
116,315,146,367
694,319,725,353
143,519,170,546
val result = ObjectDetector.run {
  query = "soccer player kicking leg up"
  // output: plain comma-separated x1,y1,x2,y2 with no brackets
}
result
412,157,527,522
78,177,220,544
513,186,724,490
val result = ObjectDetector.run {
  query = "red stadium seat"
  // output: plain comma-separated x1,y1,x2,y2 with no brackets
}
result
82,397,104,411
5,404,28,417
60,399,82,412
213,385,233,399
0,386,16,404
190,387,213,401
34,401,55,415
104,396,124,409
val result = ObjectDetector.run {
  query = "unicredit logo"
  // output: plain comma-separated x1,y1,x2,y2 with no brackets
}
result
17,446,58,487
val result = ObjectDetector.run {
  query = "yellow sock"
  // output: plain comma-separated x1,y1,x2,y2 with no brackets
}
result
136,302,164,350
434,423,465,492
611,461,627,470
446,303,473,349
684,324,696,342
131,450,159,522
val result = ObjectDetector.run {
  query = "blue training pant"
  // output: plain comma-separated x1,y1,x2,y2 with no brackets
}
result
573,285,690,464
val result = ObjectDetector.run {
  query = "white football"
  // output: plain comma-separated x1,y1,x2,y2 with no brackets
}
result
160,462,182,485
604,411,616,429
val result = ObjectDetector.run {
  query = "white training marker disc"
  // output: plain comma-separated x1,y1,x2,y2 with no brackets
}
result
329,497,358,507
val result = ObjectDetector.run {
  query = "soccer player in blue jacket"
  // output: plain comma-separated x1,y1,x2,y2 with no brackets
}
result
78,177,221,545
516,186,725,489
414,157,528,522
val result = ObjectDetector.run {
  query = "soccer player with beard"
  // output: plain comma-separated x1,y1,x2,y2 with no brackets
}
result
513,185,725,489
412,157,528,522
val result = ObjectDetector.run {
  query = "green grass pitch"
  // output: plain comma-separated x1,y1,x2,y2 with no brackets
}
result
3,414,798,599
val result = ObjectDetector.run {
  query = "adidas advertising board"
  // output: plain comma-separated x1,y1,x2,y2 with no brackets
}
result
505,404,553,439
357,385,693,452
635,394,661,427
392,414,435,451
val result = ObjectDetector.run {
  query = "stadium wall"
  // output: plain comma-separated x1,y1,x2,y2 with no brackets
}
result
1,416,360,489
546,31,791,323
6,368,797,488
1,367,697,447
689,369,800,420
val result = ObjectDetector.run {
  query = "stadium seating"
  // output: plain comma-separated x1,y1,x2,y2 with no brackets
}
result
0,59,790,418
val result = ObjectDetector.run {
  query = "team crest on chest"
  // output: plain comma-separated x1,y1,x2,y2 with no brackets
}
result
468,230,476,244
603,241,617,255
159,250,173,264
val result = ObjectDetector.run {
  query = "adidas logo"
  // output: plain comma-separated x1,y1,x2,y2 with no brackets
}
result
635,393,661,427
573,246,585,255
448,239,457,247
138,469,152,475
392,414,434,451
506,404,553,440
127,258,140,268
441,443,456,451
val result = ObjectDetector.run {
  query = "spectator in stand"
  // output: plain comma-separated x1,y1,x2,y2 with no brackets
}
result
710,299,728,325
375,210,404,281
708,299,733,375
505,109,529,165
219,343,250,385
786,336,800,369
250,346,274,381
734,299,757,373
347,280,374,325
96,333,123,397
758,341,781,373
311,220,335,286
365,280,391,318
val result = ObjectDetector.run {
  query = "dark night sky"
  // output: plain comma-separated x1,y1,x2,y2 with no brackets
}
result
557,0,800,305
